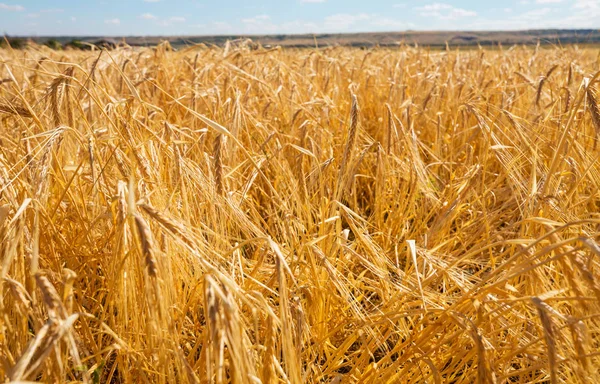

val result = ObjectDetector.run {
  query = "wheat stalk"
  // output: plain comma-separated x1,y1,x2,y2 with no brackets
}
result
532,297,558,384
336,93,359,200
213,134,224,196
134,214,158,278
535,64,558,107
586,83,600,149
0,103,32,117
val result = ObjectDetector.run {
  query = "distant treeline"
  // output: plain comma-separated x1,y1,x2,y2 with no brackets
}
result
1,36,120,50
3,29,600,50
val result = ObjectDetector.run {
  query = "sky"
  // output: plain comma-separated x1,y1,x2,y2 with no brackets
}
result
1,0,599,36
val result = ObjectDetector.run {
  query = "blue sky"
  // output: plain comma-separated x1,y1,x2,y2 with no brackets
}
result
1,0,599,36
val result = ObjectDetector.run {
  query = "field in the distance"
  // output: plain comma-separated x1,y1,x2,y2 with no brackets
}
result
1,42,600,383
21,28,600,48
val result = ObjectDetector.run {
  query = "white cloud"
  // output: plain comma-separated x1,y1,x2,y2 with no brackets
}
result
535,0,563,3
279,20,320,32
140,13,157,20
573,0,600,9
449,8,477,17
241,15,280,33
157,16,186,26
193,21,233,33
213,21,232,29
0,3,24,11
71,16,76,22
519,7,553,20
415,3,476,20
242,14,271,24
239,15,322,34
568,0,600,26
417,3,452,12
195,13,411,34
104,18,120,25
301,0,326,3
466,3,600,30
234,12,411,34
26,13,39,18
370,17,411,29
324,13,371,30
177,0,597,33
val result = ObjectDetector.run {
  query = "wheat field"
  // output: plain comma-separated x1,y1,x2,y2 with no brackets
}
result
0,41,600,383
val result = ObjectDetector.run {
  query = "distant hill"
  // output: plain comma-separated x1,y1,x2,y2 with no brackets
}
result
16,29,600,49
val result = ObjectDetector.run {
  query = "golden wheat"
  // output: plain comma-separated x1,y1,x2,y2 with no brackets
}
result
0,41,599,383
